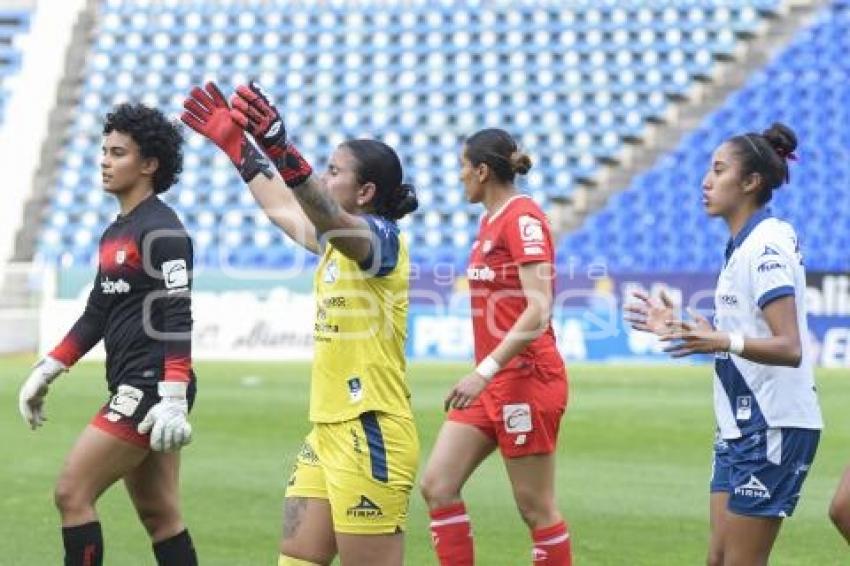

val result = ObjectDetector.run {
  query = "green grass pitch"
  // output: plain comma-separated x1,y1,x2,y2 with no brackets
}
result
2,358,848,565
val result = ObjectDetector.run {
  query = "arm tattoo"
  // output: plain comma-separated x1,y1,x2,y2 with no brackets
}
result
293,177,341,227
282,497,309,539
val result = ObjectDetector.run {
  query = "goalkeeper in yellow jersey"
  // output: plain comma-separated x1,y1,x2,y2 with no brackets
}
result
182,82,419,566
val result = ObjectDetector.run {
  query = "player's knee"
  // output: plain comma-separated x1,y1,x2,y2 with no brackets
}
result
828,498,850,534
279,542,331,566
135,500,182,540
54,477,89,516
513,490,558,529
419,472,459,508
706,549,723,566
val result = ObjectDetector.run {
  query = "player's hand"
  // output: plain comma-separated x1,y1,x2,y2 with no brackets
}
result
181,82,270,182
181,82,244,164
230,81,313,187
659,308,726,357
18,356,66,429
230,82,286,148
444,372,489,411
137,382,192,452
624,289,677,335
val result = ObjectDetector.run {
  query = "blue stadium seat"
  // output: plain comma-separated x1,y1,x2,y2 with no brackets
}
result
560,0,850,273
37,0,780,269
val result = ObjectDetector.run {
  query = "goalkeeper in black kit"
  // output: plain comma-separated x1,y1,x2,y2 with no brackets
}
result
17,103,198,566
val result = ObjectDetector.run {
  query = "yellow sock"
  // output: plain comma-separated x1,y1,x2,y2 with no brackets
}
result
278,554,322,566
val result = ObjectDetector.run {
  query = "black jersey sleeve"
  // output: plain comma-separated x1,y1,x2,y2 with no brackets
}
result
49,268,108,366
147,228,194,382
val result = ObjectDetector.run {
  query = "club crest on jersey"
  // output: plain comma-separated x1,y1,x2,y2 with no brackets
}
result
736,396,752,420
518,215,544,243
116,249,126,264
347,376,363,403
482,240,493,254
323,259,339,284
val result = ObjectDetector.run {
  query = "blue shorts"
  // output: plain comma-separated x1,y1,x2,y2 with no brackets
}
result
710,428,819,518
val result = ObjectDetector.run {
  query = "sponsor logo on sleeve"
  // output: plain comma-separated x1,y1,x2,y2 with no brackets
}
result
757,261,786,273
518,215,544,243
162,259,188,289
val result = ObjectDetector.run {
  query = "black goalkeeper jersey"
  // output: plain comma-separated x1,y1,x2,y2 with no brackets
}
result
50,194,194,390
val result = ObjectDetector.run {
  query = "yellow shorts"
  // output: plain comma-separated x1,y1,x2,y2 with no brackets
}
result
285,411,419,535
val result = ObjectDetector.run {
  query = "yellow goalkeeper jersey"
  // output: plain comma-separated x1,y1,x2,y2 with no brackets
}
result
309,215,412,423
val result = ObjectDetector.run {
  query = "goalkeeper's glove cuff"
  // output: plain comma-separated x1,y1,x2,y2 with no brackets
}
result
236,139,274,183
267,143,313,188
158,380,188,400
38,356,67,384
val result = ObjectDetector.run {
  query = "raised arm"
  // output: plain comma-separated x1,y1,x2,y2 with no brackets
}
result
180,82,319,254
230,82,373,262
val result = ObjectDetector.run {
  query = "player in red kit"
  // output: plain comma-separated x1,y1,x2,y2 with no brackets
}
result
420,129,571,566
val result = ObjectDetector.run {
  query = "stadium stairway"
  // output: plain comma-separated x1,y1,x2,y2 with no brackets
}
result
551,0,828,235
0,0,91,354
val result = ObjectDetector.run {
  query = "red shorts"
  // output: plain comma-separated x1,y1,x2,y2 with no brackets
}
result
90,380,197,449
448,358,567,458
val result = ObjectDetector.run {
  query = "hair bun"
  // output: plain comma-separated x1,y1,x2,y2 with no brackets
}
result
509,151,533,175
389,183,418,220
762,122,797,160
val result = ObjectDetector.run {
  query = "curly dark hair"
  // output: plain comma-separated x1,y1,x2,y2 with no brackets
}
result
103,103,184,193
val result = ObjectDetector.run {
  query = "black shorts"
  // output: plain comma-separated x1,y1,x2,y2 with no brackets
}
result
91,378,197,448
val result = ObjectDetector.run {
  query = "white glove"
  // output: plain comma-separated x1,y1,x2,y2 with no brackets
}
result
18,356,67,429
137,381,192,452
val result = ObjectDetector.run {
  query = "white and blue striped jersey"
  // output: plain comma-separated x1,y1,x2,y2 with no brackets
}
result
713,209,823,440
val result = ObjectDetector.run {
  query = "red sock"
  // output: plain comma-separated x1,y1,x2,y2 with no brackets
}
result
532,521,571,565
429,502,474,566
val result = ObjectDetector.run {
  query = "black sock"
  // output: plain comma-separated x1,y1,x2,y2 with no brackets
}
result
62,521,103,566
153,529,197,566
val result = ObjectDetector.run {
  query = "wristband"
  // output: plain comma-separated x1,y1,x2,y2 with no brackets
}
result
475,356,501,381
727,332,745,356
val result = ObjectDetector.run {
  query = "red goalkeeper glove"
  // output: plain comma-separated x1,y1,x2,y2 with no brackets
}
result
180,81,272,182
229,82,313,187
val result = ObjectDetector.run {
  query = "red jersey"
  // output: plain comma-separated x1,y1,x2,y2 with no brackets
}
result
466,195,562,369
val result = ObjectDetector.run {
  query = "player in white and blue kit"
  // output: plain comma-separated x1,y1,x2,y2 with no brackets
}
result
626,123,821,566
